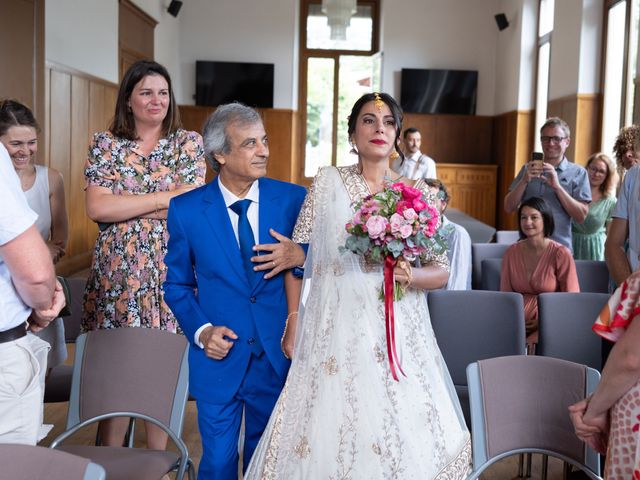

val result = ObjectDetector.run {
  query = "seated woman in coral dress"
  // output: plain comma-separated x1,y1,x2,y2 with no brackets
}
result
501,196,580,348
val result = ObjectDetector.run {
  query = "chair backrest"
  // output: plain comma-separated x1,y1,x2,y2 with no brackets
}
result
480,258,502,291
466,356,601,479
495,230,520,245
0,444,106,480
471,243,509,289
64,276,87,343
537,292,610,370
574,260,609,293
428,290,526,426
67,328,189,437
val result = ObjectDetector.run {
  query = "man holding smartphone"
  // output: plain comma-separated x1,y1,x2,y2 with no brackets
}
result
504,117,591,251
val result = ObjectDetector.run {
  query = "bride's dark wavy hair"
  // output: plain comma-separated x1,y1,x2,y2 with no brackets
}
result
347,93,404,160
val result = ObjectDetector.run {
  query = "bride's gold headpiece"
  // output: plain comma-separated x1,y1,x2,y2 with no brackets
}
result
374,93,384,112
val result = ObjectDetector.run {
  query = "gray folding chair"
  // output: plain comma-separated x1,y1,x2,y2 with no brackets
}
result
0,443,105,480
537,292,610,371
574,260,609,293
50,328,193,480
427,290,526,428
495,230,520,244
479,257,502,291
471,242,509,289
466,356,602,480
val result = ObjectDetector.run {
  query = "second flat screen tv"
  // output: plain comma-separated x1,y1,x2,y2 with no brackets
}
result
196,60,274,108
400,68,477,115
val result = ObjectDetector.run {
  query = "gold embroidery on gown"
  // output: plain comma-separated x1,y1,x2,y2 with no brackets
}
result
246,166,471,479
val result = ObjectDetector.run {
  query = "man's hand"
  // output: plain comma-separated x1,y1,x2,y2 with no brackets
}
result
540,162,561,190
252,229,305,279
199,325,238,360
28,279,66,332
524,160,543,182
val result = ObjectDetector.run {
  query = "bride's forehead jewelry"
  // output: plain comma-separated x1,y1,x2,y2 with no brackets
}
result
374,93,384,112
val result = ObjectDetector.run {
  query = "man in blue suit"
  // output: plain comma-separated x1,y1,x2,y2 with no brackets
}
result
164,103,306,479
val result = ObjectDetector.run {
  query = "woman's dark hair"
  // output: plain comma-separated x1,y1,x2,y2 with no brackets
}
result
110,60,181,140
0,99,39,137
517,196,555,240
347,92,403,160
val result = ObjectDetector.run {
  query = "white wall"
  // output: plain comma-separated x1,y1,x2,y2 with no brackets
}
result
380,0,500,116
131,0,182,93
578,0,603,94
549,0,582,99
175,0,299,108
45,0,119,83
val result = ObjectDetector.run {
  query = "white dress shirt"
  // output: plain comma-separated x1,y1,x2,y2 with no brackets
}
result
392,151,437,180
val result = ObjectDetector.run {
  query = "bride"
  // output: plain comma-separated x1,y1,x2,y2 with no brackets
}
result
245,92,471,479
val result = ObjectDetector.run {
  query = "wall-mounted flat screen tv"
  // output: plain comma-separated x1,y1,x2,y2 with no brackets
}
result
400,68,477,115
195,60,274,108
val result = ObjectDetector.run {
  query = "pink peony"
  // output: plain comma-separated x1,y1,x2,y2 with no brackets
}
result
401,185,422,200
366,215,389,239
389,213,405,232
412,198,427,212
396,200,412,214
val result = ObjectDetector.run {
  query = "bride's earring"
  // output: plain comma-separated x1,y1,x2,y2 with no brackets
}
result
349,137,358,155
389,150,399,160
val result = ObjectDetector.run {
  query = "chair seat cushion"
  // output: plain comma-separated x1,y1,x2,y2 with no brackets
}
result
57,445,179,480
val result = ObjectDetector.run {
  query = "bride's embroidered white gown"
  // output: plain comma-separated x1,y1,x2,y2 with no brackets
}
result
245,165,471,479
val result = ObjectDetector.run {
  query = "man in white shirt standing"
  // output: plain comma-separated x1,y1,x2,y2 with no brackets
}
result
426,178,472,290
392,127,437,180
0,143,65,444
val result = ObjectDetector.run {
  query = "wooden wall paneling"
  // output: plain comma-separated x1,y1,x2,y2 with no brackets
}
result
492,110,533,230
574,94,600,165
436,164,497,226
402,113,494,164
48,69,72,273
548,94,578,162
68,75,90,272
261,109,296,182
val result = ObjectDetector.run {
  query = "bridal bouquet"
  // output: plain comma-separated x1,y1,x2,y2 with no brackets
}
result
342,182,444,380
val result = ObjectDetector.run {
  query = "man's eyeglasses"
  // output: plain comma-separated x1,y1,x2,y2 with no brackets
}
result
540,135,567,144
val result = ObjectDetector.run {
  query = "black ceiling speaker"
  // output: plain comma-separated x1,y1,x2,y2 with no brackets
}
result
167,0,183,17
495,13,509,31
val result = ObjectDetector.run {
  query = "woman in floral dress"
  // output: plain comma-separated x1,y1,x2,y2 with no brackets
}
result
570,270,640,479
82,60,205,449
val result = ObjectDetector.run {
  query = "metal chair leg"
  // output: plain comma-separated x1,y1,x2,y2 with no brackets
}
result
541,454,548,480
525,452,532,477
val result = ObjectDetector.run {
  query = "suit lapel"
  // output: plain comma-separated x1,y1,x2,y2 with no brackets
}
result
202,180,247,284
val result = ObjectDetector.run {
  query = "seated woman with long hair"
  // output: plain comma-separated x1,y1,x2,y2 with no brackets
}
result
501,196,580,348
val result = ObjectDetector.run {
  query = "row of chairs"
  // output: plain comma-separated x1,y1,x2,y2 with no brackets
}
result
471,242,610,293
428,289,607,478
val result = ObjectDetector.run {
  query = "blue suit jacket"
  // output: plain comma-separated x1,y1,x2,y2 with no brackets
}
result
164,177,306,403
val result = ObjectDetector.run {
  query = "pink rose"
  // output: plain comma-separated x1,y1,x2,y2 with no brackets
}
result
389,213,405,232
396,200,412,214
366,215,389,239
399,224,413,238
403,208,418,220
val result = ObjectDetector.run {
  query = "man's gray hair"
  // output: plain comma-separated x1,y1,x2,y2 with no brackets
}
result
540,116,571,138
202,103,262,173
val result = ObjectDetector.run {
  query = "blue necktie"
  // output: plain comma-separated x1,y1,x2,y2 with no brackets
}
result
230,199,256,282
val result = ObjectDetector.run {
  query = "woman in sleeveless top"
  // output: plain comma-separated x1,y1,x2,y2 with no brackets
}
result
0,99,69,369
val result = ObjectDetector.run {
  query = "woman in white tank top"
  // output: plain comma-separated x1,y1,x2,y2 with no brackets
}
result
0,99,69,369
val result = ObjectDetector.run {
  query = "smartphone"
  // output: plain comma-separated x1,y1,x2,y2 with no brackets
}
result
530,152,544,176
530,151,544,170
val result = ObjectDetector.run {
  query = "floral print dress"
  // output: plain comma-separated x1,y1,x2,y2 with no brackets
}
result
82,129,206,333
